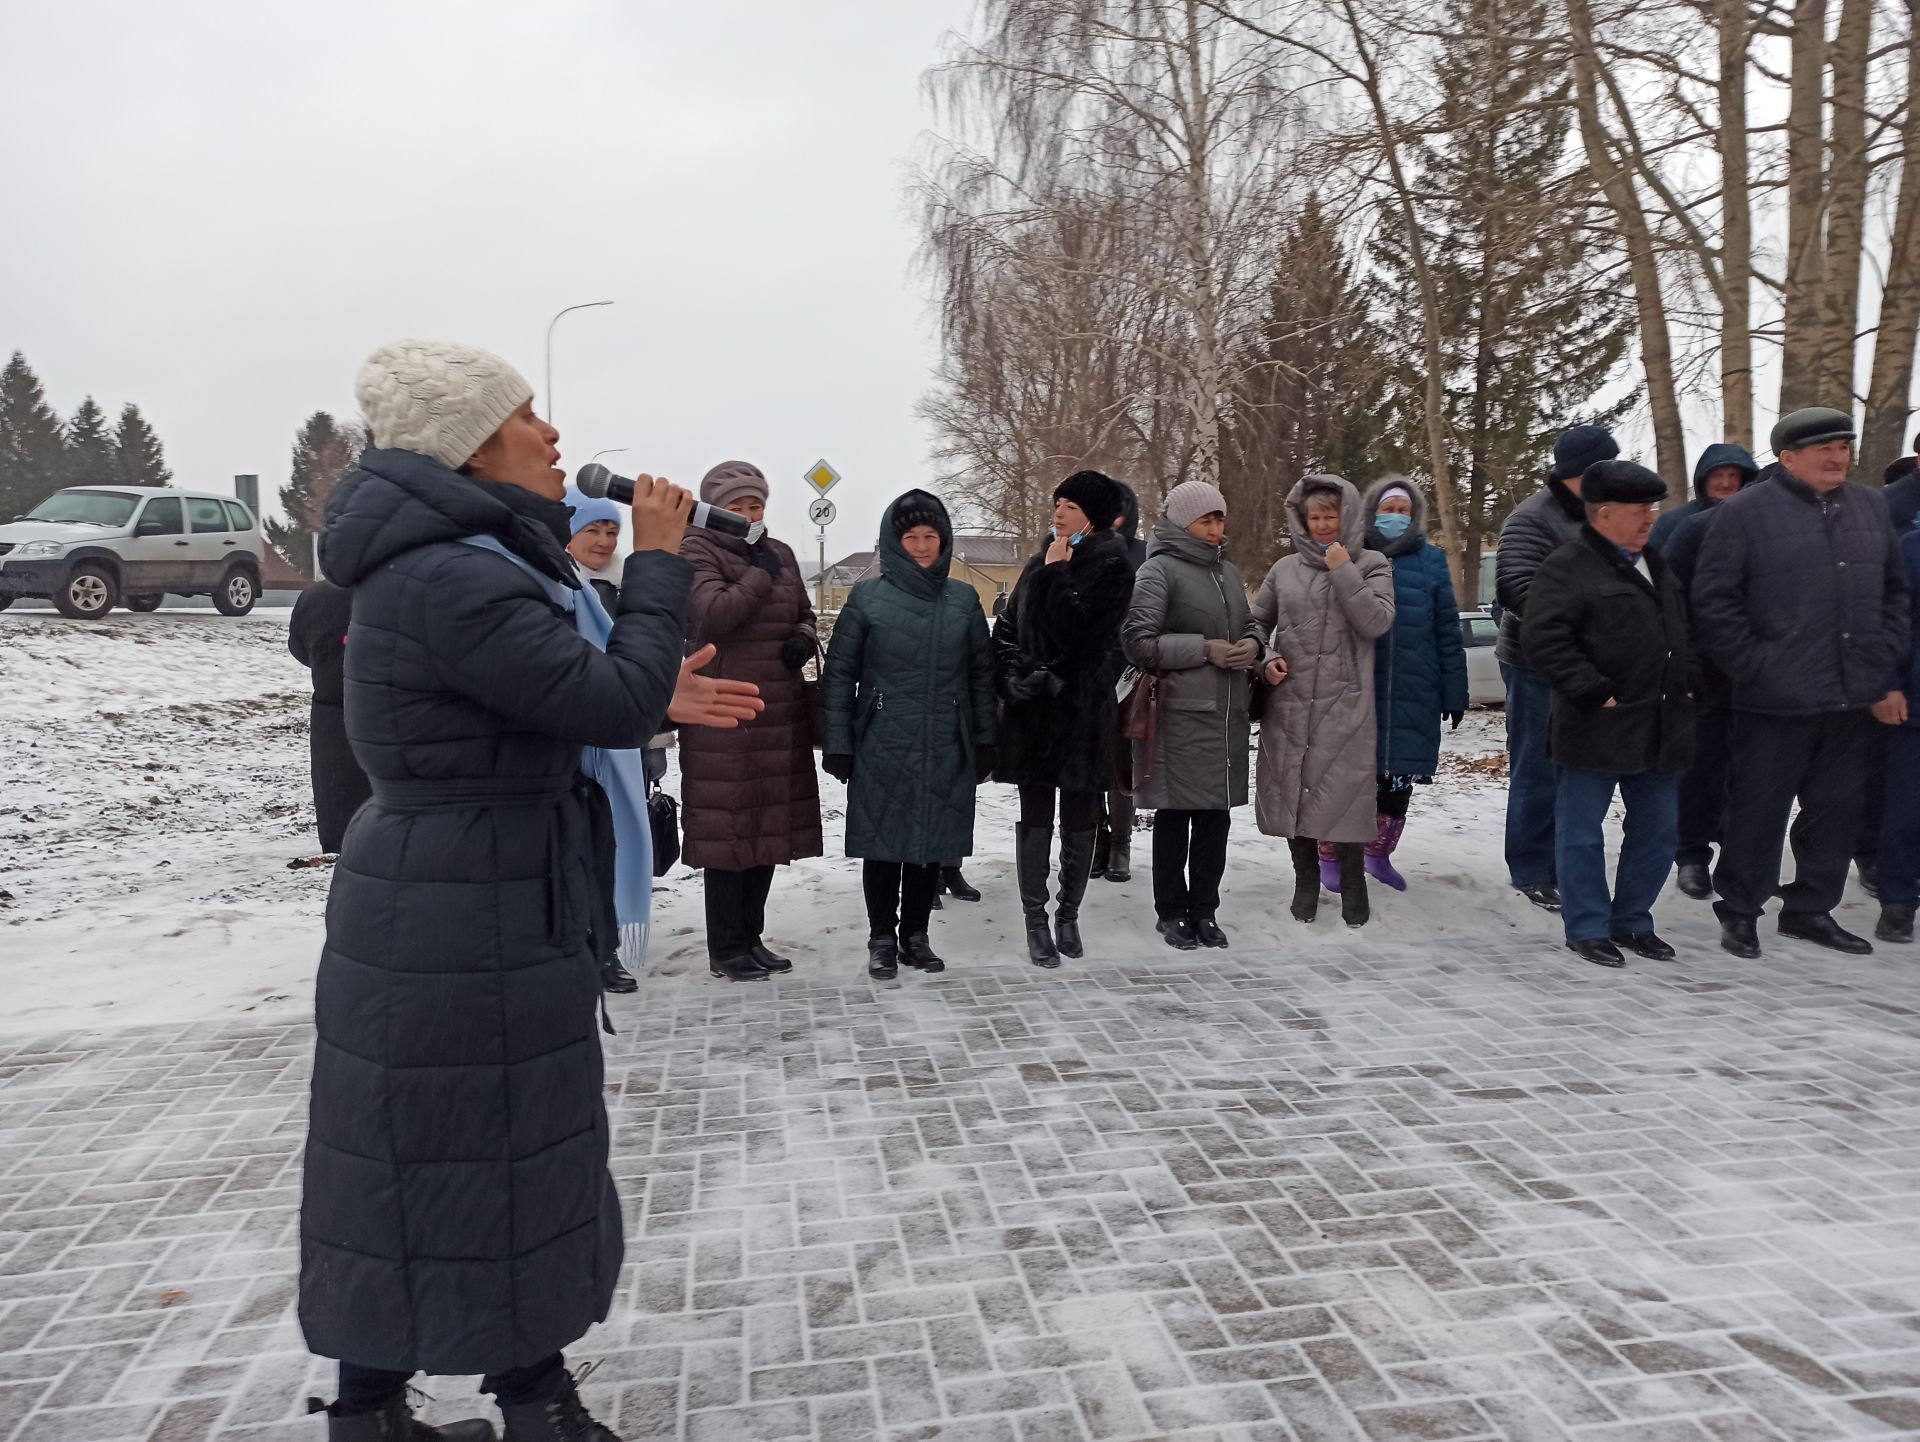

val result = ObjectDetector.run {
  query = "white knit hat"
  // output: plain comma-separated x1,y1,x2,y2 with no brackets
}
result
355,340,535,469
1163,479,1228,530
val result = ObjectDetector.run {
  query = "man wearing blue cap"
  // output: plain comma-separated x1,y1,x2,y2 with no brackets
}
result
1691,406,1911,958
1494,424,1618,911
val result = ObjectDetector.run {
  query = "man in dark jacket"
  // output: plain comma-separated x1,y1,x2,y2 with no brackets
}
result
1495,424,1617,909
1523,462,1695,968
1645,443,1758,900
1091,480,1149,885
1873,526,1920,942
1691,406,1911,958
1886,450,1920,532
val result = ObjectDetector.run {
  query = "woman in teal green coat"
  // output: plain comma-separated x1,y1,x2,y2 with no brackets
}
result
821,491,998,980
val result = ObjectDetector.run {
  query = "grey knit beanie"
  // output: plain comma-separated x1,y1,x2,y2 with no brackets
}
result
700,460,769,509
1163,480,1227,530
354,340,534,470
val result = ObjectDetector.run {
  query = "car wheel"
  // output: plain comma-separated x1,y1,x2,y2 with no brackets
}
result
126,594,164,613
213,567,258,616
53,562,118,619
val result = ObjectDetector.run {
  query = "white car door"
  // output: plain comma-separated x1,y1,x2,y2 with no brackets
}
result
184,497,233,587
120,495,190,593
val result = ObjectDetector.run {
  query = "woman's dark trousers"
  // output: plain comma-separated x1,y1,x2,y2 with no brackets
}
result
863,861,939,939
705,865,776,960
1151,809,1230,921
337,1354,563,1412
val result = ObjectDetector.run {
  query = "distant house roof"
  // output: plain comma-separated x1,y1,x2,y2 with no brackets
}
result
825,534,1027,584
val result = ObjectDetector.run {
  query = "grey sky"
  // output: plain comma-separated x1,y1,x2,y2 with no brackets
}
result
1,0,973,564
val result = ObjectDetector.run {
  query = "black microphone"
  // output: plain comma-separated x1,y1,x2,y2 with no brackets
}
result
574,463,753,539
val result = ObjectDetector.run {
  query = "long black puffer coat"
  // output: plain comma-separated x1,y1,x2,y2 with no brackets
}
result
992,527,1135,795
299,447,686,1376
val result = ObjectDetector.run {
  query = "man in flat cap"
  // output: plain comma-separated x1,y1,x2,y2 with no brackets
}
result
1522,461,1696,968
1691,406,1911,958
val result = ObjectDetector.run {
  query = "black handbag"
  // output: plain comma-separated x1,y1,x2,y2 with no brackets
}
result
647,783,680,876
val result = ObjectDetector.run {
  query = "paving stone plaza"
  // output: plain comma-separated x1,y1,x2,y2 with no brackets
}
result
2,935,1918,1442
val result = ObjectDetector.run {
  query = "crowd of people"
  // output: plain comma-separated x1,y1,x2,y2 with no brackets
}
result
285,338,1919,1440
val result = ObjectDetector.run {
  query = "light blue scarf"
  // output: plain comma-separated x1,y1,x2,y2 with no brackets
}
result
462,535,654,962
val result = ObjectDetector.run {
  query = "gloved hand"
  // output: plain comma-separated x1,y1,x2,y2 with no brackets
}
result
748,543,782,578
973,743,998,784
1224,637,1262,669
780,633,813,670
822,753,854,783
1202,639,1234,669
1446,710,1464,730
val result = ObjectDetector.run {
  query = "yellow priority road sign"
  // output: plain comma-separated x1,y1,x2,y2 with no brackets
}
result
805,458,841,496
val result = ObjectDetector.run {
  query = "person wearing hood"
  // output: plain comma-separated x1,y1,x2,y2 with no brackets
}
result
1522,461,1697,968
679,461,825,982
993,469,1137,966
1253,475,1396,926
1885,445,1920,531
1691,406,1911,958
1121,481,1262,948
1495,425,1616,911
1642,445,1757,901
1089,479,1150,885
299,340,761,1442
1359,478,1468,890
562,483,623,610
821,491,997,978
1649,443,1757,557
287,579,372,855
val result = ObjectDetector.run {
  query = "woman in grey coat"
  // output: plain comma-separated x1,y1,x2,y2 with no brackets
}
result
1122,482,1264,950
1252,475,1396,926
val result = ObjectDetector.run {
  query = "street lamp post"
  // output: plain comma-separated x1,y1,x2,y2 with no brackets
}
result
544,300,614,430
586,447,629,469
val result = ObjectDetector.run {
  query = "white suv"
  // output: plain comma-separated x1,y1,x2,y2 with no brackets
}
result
0,486,264,618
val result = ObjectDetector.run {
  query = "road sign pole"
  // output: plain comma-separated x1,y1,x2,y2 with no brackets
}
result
817,531,826,616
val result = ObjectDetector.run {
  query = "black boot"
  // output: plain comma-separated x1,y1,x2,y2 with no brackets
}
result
1054,828,1096,959
1675,862,1713,900
1091,826,1112,879
1104,828,1132,883
498,1367,619,1442
1877,903,1915,943
747,943,793,975
308,1396,497,1442
1190,915,1229,949
1287,838,1319,923
1156,916,1199,950
899,932,946,971
1016,823,1059,968
708,952,769,982
599,960,638,994
940,866,981,902
1338,844,1369,927
867,935,899,979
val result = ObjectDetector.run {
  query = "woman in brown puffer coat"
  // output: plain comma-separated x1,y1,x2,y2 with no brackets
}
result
679,461,824,980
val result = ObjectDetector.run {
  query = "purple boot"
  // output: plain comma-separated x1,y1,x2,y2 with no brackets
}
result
1363,814,1408,892
1316,840,1342,893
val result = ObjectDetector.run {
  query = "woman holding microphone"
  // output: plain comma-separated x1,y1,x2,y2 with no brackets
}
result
300,340,759,1442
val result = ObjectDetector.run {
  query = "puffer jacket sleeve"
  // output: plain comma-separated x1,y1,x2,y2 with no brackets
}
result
820,585,870,757
1429,550,1469,713
1689,505,1759,681
1251,564,1281,646
1123,558,1207,672
687,538,776,641
425,546,690,749
965,596,997,745
1522,553,1612,710
1495,502,1553,617
1331,553,1396,638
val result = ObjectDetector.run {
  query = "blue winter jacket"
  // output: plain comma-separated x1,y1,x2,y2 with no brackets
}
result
1362,480,1469,775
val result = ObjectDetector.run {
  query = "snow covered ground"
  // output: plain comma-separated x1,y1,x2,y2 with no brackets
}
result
0,609,1883,1034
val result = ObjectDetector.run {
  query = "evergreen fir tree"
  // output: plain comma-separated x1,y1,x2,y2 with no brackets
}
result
1369,0,1635,604
112,404,173,488
0,352,71,518
1220,198,1398,578
65,397,117,486
266,412,364,578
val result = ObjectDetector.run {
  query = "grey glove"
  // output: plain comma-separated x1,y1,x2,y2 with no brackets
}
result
1202,639,1235,669
1223,638,1262,670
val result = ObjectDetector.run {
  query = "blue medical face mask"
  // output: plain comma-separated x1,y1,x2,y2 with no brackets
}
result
1374,512,1414,539
1048,525,1085,546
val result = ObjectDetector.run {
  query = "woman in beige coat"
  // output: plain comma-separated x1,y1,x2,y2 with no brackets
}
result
1252,475,1396,926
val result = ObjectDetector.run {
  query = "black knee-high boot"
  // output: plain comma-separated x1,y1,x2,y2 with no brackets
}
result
1015,823,1059,967
1287,837,1320,923
1054,828,1096,958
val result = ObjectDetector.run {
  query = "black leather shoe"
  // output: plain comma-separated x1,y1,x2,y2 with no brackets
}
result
931,892,943,910
899,932,946,972
1720,917,1761,959
1519,884,1562,912
710,952,770,982
867,936,900,979
1858,864,1880,899
1779,912,1874,955
1566,938,1625,968
748,943,793,974
1675,863,1713,900
600,959,639,993
941,866,981,902
1190,915,1229,949
1610,931,1676,961
1156,917,1199,950
1877,903,1915,943
309,1395,497,1441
